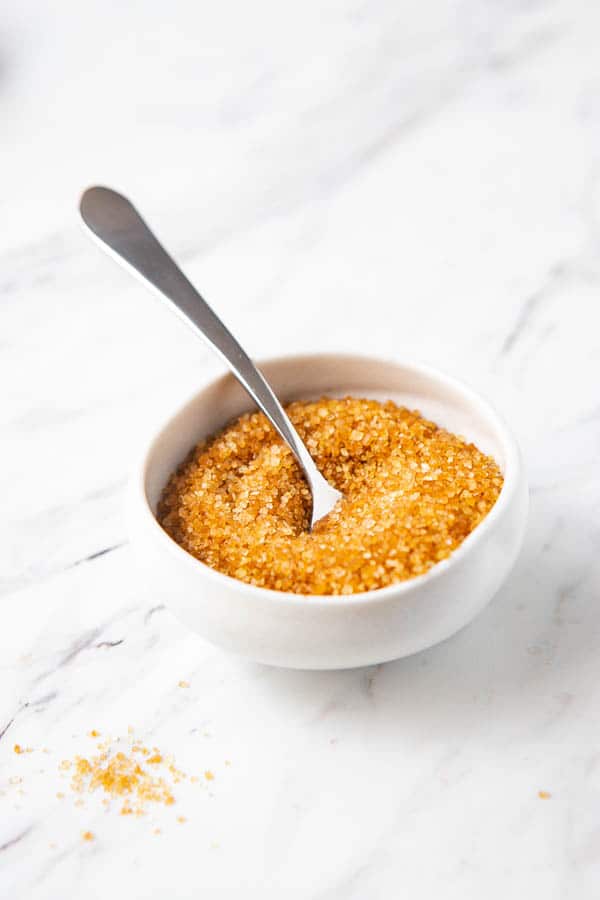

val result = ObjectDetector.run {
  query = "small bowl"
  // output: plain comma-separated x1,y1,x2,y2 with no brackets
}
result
129,354,528,670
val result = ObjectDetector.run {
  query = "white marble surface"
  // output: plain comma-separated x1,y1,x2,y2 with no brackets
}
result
2,0,600,896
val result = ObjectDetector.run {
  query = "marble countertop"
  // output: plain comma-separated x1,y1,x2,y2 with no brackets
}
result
3,0,600,896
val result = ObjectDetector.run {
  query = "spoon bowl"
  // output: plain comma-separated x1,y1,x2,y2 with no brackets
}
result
129,353,528,670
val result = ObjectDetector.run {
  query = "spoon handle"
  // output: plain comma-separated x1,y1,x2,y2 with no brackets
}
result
79,186,339,522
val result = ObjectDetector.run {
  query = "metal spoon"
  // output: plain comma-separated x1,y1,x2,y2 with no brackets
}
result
79,186,342,528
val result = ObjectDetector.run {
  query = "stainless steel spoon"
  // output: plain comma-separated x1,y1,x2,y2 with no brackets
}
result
79,186,342,528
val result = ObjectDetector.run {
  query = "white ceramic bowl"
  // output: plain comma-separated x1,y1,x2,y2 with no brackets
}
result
129,354,528,670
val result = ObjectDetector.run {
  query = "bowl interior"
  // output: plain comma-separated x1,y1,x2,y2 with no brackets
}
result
144,355,512,514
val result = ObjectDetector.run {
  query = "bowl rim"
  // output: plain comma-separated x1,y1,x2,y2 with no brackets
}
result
135,352,523,607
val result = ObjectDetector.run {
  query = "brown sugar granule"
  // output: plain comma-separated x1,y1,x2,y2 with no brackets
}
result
158,397,504,595
70,750,174,809
538,790,552,799
147,754,163,765
61,733,191,817
82,831,94,842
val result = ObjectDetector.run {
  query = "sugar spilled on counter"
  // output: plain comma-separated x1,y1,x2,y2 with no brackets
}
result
6,726,227,843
